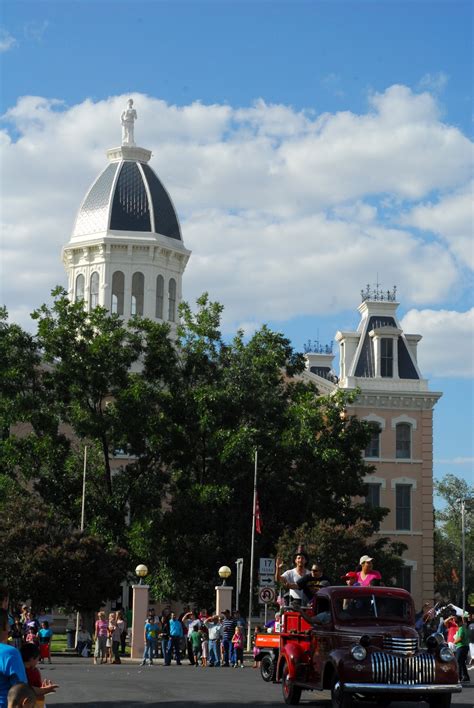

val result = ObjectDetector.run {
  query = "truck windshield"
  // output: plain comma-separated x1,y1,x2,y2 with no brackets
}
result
334,595,412,623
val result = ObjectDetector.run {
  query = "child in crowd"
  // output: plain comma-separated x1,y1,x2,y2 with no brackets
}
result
37,623,52,664
24,628,37,646
20,643,58,706
252,625,262,669
7,683,36,708
10,617,23,650
189,626,203,667
231,625,244,668
141,614,160,666
201,625,208,668
93,611,108,665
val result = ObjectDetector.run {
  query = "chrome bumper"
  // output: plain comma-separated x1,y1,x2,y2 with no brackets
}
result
344,682,462,695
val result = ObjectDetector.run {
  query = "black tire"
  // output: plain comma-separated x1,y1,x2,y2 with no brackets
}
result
281,660,302,705
428,695,451,708
331,674,353,708
260,654,276,682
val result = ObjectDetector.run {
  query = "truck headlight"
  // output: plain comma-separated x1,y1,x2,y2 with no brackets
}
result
351,645,367,661
439,646,454,662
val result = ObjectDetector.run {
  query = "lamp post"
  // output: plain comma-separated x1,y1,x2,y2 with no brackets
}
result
457,499,466,615
131,563,149,659
215,566,233,615
135,564,148,585
218,566,231,586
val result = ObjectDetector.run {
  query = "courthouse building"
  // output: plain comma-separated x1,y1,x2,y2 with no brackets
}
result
304,288,442,607
61,104,440,608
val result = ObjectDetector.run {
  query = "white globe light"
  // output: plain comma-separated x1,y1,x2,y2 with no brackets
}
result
135,564,148,578
218,565,231,579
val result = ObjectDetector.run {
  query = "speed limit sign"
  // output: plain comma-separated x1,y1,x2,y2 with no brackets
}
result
258,586,276,604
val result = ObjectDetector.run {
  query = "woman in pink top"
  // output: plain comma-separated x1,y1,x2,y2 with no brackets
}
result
94,611,108,664
356,555,382,587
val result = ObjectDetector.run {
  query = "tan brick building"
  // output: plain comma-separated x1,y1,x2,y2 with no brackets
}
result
303,286,442,608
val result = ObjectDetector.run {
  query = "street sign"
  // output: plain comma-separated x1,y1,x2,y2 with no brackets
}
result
258,587,276,604
258,574,275,587
259,557,275,575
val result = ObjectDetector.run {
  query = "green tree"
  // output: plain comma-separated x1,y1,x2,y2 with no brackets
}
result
0,493,128,618
135,294,388,605
434,473,474,605
276,519,406,587
31,288,145,494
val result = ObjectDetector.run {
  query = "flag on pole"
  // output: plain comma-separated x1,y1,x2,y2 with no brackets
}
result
255,493,262,534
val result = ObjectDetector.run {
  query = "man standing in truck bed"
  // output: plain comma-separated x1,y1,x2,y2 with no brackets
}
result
275,548,310,607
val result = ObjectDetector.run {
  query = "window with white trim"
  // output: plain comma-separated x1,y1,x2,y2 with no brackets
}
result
131,272,144,316
90,272,99,309
395,484,411,530
156,275,164,319
111,271,124,315
381,337,393,377
397,565,412,592
75,274,85,302
365,483,381,508
364,425,380,458
396,422,411,459
168,278,176,322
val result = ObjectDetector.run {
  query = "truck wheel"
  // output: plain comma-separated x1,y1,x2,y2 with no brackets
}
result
281,660,302,705
428,696,451,708
331,675,353,708
260,654,276,682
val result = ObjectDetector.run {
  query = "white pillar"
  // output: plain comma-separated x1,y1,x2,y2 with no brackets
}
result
215,585,233,616
131,584,149,659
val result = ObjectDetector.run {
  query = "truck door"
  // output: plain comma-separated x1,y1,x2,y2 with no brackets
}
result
310,597,332,687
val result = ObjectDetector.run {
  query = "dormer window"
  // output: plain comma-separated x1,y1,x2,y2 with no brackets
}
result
380,338,393,377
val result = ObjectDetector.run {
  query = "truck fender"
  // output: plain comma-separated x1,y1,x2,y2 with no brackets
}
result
277,641,308,681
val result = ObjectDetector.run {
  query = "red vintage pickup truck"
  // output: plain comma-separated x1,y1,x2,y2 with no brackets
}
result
256,586,462,707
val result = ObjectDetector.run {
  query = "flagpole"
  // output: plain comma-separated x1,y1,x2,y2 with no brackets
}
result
246,448,258,652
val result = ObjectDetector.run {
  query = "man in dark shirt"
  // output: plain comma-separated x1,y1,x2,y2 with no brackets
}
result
220,610,236,667
296,562,331,604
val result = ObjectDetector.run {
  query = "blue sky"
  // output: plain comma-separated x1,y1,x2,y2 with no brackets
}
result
1,0,473,492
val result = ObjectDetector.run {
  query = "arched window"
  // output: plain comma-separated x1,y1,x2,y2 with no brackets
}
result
155,275,164,319
90,271,99,309
75,274,85,302
364,424,381,458
111,271,125,315
168,278,176,322
396,423,411,459
131,272,144,316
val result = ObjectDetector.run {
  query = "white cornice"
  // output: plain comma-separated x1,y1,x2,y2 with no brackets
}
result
345,389,442,410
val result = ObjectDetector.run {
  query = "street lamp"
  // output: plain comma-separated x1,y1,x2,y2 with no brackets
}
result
135,564,148,585
218,565,231,586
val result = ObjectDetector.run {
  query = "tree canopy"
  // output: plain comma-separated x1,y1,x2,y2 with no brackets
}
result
434,473,474,605
0,290,397,609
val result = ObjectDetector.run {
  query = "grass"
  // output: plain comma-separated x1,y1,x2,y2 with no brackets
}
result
51,633,68,652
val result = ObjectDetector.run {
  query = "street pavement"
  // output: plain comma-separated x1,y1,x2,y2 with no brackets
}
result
40,657,473,707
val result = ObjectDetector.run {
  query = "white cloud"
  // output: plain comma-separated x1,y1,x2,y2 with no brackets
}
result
435,457,474,465
23,20,49,42
401,308,474,378
0,29,17,52
418,71,449,93
401,183,474,269
0,87,472,336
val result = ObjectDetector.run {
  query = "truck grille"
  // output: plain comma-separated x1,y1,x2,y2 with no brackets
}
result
371,652,435,685
382,636,418,654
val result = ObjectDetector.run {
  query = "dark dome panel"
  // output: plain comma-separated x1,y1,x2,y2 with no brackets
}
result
110,162,151,232
142,164,182,240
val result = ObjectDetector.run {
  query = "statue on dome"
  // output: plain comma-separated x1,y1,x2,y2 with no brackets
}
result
121,98,137,146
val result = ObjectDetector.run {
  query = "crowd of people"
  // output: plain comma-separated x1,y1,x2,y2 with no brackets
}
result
135,607,247,668
2,549,474,706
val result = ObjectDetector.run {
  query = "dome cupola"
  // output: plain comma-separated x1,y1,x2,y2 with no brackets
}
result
62,99,191,327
